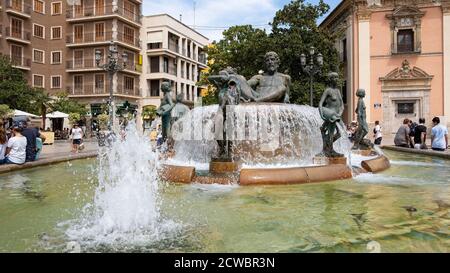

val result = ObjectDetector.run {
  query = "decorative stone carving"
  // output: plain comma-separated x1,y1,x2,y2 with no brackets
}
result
386,5,425,54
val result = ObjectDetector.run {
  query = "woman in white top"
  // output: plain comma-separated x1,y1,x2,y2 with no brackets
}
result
0,127,27,165
373,121,383,145
70,124,84,153
0,124,8,161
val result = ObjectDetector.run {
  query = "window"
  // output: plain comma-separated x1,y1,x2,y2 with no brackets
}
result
123,0,136,20
74,25,84,43
94,74,105,93
150,80,159,96
51,2,62,15
147,43,162,50
124,76,134,91
12,0,23,12
10,45,23,66
342,38,347,62
124,51,134,68
150,57,159,73
33,24,45,39
123,26,135,44
74,0,84,17
74,75,84,92
11,18,23,39
397,102,415,114
95,0,105,15
397,29,414,53
33,49,45,63
51,76,61,89
51,26,62,39
51,51,62,64
163,57,169,73
74,50,84,68
33,0,45,14
33,75,44,88
95,23,105,41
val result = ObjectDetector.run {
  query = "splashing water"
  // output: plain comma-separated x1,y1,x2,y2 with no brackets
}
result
171,104,352,167
65,122,179,250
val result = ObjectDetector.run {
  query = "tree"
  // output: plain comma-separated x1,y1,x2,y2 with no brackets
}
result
0,104,14,119
52,92,88,116
31,89,53,130
201,0,340,106
0,56,38,113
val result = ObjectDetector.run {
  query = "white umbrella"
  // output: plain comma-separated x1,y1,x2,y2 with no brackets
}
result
14,109,39,118
47,111,69,119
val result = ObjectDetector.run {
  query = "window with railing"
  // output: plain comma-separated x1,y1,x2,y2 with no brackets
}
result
33,49,44,63
12,0,23,12
74,75,84,92
124,76,134,92
33,74,44,88
11,18,22,38
11,44,23,66
51,2,61,15
95,0,105,15
33,24,44,39
95,23,105,41
75,0,84,17
74,50,84,68
150,80,160,97
95,74,105,93
74,25,84,43
51,76,61,89
33,0,44,14
123,0,137,21
51,26,62,39
147,42,162,50
51,51,61,64
123,26,135,44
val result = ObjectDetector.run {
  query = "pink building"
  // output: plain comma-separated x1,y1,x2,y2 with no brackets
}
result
321,0,450,134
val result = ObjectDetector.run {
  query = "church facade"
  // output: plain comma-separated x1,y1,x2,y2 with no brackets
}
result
320,0,450,134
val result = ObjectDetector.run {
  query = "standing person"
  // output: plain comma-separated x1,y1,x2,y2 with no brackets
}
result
70,124,84,153
414,118,428,150
21,118,46,162
408,120,417,148
0,123,8,162
394,119,412,148
373,121,383,145
0,127,27,165
431,117,448,151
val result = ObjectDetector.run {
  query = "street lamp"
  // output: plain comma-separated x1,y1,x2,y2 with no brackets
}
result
95,41,128,131
300,46,323,107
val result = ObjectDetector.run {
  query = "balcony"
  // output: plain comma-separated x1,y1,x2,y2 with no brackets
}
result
66,59,102,71
117,85,141,97
67,85,112,96
66,31,113,46
117,32,140,50
66,5,141,27
5,55,32,70
5,27,31,44
5,0,31,18
168,41,179,53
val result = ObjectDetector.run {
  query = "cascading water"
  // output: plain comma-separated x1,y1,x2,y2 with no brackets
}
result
65,122,179,250
170,103,352,168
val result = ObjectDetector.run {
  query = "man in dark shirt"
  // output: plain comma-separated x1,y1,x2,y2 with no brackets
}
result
21,118,46,162
414,118,427,149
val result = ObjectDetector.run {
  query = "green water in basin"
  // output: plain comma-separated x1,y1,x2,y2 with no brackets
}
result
0,150,448,253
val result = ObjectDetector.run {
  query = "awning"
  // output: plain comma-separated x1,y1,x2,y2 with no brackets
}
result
47,111,69,119
14,110,39,118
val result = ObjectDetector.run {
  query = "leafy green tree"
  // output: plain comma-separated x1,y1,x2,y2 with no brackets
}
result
30,89,53,129
0,104,14,119
0,56,37,113
201,0,340,106
52,92,88,116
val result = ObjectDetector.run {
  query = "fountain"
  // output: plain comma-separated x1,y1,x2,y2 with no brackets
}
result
159,52,390,186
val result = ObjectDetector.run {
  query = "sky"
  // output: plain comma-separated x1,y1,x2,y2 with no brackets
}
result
142,0,341,42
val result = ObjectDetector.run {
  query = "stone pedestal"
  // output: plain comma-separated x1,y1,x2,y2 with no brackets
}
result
210,161,239,174
314,156,348,165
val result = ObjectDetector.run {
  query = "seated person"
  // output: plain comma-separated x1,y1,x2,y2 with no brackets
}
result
0,127,27,165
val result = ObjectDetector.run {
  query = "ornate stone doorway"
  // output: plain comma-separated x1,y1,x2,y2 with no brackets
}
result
379,60,433,134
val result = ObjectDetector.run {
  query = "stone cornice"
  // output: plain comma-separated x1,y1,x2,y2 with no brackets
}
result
442,0,450,14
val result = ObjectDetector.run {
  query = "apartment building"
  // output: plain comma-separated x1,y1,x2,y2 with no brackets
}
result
140,14,209,110
0,0,142,116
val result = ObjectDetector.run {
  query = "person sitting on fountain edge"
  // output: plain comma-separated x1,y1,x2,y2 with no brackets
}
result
248,52,291,103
